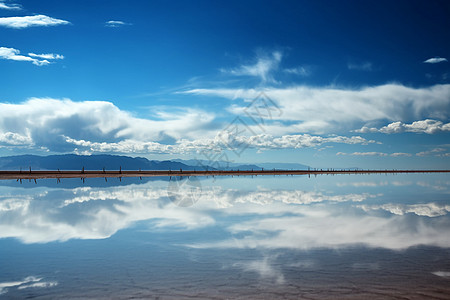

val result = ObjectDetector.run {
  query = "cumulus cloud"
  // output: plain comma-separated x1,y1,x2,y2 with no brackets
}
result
0,47,63,66
0,98,216,153
184,84,450,134
356,119,450,134
105,20,132,27
424,57,448,64
0,1,21,10
0,98,375,154
0,132,33,146
221,51,282,83
64,132,374,155
0,14,70,28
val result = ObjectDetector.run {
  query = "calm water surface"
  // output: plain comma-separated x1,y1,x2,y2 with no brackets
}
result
1,174,450,299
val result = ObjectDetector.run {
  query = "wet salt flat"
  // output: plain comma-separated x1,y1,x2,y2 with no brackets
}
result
1,173,450,299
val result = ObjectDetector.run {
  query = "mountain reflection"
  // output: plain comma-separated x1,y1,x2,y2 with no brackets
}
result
1,175,449,250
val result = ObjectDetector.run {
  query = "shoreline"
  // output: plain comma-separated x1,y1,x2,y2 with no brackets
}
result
0,169,449,180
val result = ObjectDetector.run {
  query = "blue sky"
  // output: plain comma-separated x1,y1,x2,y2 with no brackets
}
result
0,0,449,169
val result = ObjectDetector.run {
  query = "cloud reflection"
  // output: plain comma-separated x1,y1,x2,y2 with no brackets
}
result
232,256,285,284
359,203,450,217
0,179,449,251
191,208,450,250
0,276,56,296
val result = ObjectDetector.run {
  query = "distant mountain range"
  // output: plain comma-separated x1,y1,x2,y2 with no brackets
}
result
0,154,193,171
0,154,309,171
172,159,309,171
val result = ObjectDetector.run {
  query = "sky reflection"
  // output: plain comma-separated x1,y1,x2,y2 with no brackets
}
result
0,174,449,249
1,174,450,298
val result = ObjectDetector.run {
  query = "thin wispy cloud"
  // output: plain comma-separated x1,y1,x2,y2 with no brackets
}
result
185,84,450,134
337,152,412,157
283,66,310,76
348,61,373,71
0,0,21,10
416,147,448,157
390,152,413,157
424,57,448,64
105,20,132,27
356,119,450,134
0,14,70,28
221,51,282,83
338,148,449,158
0,47,63,66
28,53,64,60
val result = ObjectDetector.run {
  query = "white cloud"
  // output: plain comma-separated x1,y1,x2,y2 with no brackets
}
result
0,97,375,154
0,132,33,146
424,57,448,64
184,84,450,134
337,151,412,157
105,20,131,27
416,147,448,157
0,47,63,66
65,137,176,154
28,53,64,60
390,152,412,157
355,119,450,134
0,14,70,28
221,51,282,83
283,66,310,76
0,98,215,153
64,132,374,154
0,1,21,10
0,47,50,66
337,152,388,156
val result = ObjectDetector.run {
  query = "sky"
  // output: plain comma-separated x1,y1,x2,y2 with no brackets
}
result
0,0,449,169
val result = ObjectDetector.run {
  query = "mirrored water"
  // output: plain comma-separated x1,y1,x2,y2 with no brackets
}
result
1,174,450,299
